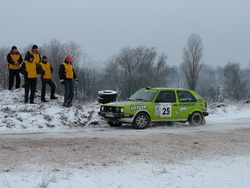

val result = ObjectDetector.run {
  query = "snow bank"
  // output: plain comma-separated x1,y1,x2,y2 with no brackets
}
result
1,88,250,132
0,89,105,132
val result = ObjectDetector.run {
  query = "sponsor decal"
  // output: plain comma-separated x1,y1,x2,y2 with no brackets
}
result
130,105,147,111
179,103,195,106
180,108,186,112
155,104,160,115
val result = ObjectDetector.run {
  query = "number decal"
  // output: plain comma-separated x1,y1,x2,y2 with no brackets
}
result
160,103,171,117
162,107,170,115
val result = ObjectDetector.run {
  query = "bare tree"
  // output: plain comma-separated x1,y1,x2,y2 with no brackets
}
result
197,65,221,102
181,34,203,90
243,63,250,98
223,62,247,101
0,47,11,89
39,39,82,95
76,67,100,101
103,46,169,99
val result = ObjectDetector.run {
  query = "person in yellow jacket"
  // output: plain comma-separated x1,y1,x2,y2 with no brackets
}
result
24,45,41,64
6,46,23,90
24,45,41,91
37,56,58,102
20,54,38,104
59,56,78,107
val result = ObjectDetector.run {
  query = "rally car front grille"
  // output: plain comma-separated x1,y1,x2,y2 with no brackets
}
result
102,106,120,113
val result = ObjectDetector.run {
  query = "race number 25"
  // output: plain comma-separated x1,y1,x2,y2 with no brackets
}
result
160,103,171,117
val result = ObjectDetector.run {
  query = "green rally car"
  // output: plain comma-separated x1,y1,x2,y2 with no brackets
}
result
98,88,209,129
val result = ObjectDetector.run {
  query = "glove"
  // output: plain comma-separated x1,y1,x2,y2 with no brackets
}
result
60,79,64,84
75,78,78,84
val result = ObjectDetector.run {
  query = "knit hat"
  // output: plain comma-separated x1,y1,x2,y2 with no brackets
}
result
42,56,48,60
32,45,38,49
27,54,34,60
65,56,72,62
11,46,17,50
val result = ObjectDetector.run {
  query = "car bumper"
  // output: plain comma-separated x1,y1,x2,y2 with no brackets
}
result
98,112,134,122
203,112,209,116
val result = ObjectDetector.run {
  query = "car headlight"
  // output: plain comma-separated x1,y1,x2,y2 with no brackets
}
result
120,107,124,113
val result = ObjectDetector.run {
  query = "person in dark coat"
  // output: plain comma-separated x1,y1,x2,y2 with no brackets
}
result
6,46,23,90
24,45,41,90
59,56,78,107
20,54,38,104
24,45,41,64
37,56,58,102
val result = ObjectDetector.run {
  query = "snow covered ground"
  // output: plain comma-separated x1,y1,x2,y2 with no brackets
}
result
0,89,250,188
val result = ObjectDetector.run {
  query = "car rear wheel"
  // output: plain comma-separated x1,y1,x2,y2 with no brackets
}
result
188,112,204,126
132,113,150,129
108,121,122,127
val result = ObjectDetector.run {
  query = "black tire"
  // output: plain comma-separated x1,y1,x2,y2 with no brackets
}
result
132,113,150,129
108,121,122,127
188,112,203,126
98,90,117,104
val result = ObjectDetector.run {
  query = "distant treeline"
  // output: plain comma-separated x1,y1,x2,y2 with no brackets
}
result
1,37,250,103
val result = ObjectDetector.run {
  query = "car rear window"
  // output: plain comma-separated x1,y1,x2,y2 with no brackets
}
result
177,91,197,102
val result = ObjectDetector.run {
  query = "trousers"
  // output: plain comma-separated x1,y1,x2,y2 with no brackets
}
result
63,79,74,106
24,78,37,103
9,69,20,90
41,80,56,100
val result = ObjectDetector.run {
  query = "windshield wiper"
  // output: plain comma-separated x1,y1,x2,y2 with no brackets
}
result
126,98,134,101
135,98,147,101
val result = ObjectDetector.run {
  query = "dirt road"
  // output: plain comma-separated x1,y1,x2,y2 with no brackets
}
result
1,123,250,174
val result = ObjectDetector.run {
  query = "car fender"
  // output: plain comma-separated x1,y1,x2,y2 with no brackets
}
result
188,110,203,119
132,110,151,122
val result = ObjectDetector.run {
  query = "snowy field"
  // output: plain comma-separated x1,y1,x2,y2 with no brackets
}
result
0,89,250,188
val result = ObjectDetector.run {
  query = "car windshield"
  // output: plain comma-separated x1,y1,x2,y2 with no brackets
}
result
128,90,157,102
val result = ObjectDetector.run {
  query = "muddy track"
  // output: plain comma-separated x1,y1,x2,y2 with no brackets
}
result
1,125,250,173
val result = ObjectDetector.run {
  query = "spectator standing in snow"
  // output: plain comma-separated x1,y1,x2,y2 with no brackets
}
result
20,54,38,104
37,56,58,102
24,45,41,90
6,46,23,90
25,45,41,64
59,56,78,107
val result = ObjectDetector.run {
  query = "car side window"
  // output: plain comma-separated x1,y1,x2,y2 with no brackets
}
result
155,91,176,103
177,91,197,102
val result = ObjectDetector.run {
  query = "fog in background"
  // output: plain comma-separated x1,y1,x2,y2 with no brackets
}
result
1,0,250,67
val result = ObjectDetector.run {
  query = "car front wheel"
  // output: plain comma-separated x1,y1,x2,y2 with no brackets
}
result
188,112,204,126
132,113,150,129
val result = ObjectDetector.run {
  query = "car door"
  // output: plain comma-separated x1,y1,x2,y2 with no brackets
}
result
154,90,179,120
177,90,197,120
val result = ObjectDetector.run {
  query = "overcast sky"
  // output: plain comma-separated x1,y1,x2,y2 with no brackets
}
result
1,0,250,67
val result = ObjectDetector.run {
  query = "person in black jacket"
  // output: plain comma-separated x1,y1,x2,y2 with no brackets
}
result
7,46,23,90
59,56,78,107
24,45,41,91
20,54,38,104
37,56,58,102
